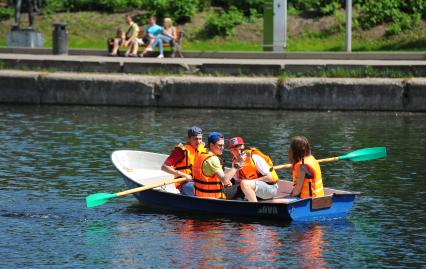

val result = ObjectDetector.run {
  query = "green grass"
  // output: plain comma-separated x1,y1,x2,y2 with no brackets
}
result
3,32,424,52
278,66,414,80
0,11,425,52
184,36,426,52
184,40,261,51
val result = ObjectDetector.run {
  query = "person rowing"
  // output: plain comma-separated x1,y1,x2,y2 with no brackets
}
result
192,132,242,199
161,126,205,196
228,136,279,202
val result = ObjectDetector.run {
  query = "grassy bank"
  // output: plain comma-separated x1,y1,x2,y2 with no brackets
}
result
0,10,425,51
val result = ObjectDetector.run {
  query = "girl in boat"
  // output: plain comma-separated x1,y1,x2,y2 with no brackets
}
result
289,136,325,199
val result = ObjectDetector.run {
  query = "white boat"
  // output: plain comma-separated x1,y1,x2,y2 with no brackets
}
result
111,150,358,221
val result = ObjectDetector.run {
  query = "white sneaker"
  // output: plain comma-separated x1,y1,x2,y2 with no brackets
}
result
157,54,164,59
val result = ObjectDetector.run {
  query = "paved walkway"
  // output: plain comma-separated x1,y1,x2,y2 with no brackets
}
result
1,53,425,66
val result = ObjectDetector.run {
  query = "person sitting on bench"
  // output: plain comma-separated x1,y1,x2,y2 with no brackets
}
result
141,16,163,56
148,17,177,59
109,15,139,57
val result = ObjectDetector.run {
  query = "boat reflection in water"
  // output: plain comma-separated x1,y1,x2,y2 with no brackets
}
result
168,217,327,268
235,223,281,265
292,225,327,269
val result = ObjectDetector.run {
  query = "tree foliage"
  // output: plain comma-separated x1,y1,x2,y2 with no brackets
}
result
205,6,244,37
13,0,425,36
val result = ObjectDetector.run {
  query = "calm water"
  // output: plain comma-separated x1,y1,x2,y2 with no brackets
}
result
0,105,425,269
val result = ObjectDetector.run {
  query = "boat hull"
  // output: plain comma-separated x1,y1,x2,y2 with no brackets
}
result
113,150,358,222
121,171,357,222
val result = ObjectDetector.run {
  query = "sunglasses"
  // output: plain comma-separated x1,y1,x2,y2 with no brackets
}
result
216,143,225,148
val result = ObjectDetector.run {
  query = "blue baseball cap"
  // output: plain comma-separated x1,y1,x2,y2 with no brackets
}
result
187,126,202,137
208,132,224,145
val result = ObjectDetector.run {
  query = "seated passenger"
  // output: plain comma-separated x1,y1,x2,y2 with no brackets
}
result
141,16,163,56
109,15,139,57
193,132,241,199
288,136,324,199
150,17,177,59
228,136,279,202
161,126,205,196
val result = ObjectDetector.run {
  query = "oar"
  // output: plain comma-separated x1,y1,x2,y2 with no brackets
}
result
273,147,387,170
86,177,186,208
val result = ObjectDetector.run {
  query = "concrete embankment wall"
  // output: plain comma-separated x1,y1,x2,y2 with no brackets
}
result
0,70,425,111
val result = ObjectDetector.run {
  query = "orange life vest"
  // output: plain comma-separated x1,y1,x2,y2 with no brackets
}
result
292,155,324,199
173,143,205,189
233,148,279,184
192,152,225,199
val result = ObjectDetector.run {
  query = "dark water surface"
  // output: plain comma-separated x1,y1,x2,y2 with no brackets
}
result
0,105,425,268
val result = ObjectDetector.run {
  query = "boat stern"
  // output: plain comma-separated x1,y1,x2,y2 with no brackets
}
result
287,193,357,221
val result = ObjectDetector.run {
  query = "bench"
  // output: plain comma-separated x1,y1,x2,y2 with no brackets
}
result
107,27,184,58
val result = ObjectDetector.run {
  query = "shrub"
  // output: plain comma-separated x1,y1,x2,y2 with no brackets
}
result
142,0,200,24
0,7,14,20
289,0,341,15
356,0,425,34
205,6,244,37
210,0,265,17
43,0,144,12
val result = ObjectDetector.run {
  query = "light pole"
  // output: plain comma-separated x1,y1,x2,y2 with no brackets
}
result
346,0,352,52
263,0,287,51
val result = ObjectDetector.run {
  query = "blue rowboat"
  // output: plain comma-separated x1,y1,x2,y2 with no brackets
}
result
111,150,359,222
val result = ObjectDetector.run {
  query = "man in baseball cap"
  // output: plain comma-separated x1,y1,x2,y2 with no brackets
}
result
192,132,243,199
228,136,245,149
228,136,279,202
161,126,205,196
187,126,202,137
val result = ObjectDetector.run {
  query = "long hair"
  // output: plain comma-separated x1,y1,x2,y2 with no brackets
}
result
164,18,173,29
290,136,311,164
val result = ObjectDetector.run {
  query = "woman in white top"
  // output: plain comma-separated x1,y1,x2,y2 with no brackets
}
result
148,17,177,58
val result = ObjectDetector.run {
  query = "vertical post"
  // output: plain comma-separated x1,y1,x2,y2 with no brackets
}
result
345,0,352,52
263,0,287,51
263,0,274,51
273,0,286,51
283,0,287,49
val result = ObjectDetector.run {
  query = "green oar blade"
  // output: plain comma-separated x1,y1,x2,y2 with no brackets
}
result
86,192,117,208
339,147,387,162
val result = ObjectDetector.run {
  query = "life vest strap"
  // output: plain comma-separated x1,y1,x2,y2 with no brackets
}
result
194,185,223,193
301,164,314,179
175,166,191,170
193,178,221,185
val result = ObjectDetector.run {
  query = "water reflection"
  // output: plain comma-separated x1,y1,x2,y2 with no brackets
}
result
1,105,425,268
120,205,331,268
291,225,326,269
235,223,281,265
84,221,114,266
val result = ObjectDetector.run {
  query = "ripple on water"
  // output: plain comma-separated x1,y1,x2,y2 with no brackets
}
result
0,106,425,268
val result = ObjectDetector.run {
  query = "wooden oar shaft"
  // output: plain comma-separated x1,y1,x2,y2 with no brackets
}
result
116,177,186,197
318,157,340,163
273,156,340,171
273,163,292,170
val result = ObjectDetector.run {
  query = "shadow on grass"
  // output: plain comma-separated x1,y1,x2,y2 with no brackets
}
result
378,38,426,51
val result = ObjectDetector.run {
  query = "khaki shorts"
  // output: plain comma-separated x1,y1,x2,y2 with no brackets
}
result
255,181,278,199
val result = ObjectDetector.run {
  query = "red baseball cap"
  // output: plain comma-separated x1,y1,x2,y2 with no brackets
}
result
228,136,244,148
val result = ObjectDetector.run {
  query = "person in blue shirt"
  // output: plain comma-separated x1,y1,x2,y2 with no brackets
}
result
142,16,163,56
